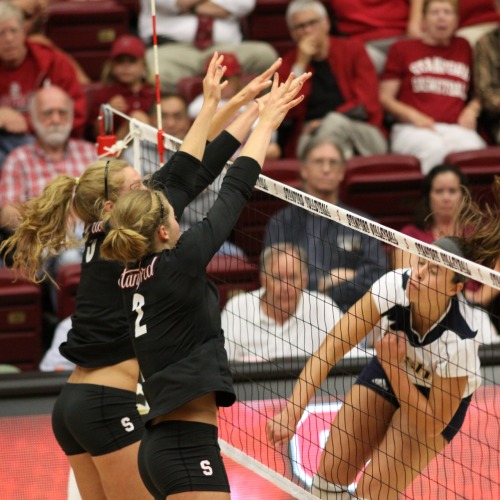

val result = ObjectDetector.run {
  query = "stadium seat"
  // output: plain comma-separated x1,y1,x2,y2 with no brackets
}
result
444,147,500,206
340,154,424,230
232,189,289,262
262,158,302,187
207,255,259,308
46,1,129,81
177,76,204,104
0,269,42,371
56,264,82,321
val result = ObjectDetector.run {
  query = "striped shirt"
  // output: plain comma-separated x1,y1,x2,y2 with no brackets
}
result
0,139,97,204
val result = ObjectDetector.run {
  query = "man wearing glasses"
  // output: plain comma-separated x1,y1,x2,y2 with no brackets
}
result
278,0,387,160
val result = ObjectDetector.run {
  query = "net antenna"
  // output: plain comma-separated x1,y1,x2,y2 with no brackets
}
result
150,0,165,164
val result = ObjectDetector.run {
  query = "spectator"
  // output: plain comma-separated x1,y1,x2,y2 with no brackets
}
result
0,85,97,232
393,164,468,270
222,243,342,362
279,0,387,159
456,0,500,47
10,0,91,84
188,52,281,160
474,24,500,144
329,0,424,74
154,92,192,140
264,136,388,313
0,2,86,166
379,0,486,174
92,34,155,141
138,0,278,92
121,92,192,175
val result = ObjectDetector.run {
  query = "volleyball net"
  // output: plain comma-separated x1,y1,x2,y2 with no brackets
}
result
112,110,500,499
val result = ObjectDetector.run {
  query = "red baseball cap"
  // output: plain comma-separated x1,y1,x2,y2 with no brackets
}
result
110,35,146,59
205,52,242,77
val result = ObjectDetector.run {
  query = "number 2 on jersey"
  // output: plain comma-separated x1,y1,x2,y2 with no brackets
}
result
132,293,147,337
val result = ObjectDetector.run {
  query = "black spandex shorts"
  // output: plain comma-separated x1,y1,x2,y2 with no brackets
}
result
138,420,230,499
356,357,472,442
52,383,145,456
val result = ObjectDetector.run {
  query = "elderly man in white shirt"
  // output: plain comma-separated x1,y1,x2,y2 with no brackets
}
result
138,0,278,92
222,243,343,363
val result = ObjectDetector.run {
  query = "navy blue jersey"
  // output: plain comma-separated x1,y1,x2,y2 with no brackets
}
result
117,157,261,425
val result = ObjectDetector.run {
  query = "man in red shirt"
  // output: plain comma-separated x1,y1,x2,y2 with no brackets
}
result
279,0,387,159
0,2,86,167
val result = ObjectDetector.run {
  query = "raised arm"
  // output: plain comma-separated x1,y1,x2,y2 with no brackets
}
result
180,71,311,269
207,58,282,141
266,291,380,446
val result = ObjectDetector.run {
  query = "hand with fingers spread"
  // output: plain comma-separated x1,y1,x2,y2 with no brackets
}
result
255,71,312,131
202,52,229,107
233,58,283,105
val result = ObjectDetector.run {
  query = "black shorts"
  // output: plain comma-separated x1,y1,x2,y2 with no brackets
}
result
356,357,472,442
138,420,230,499
52,383,145,456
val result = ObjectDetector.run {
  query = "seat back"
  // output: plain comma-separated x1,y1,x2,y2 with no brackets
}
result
340,154,424,230
207,255,259,308
56,264,82,320
0,269,42,370
46,1,129,81
444,147,500,206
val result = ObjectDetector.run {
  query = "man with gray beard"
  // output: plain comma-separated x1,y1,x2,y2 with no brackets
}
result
0,85,97,231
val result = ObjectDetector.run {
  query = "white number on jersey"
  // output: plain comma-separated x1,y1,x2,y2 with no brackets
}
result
132,293,147,337
85,240,97,262
200,460,213,476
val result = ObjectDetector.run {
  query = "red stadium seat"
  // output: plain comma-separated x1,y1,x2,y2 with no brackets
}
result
56,264,82,320
0,269,42,371
207,254,259,308
340,154,424,230
232,189,289,262
444,147,500,206
46,1,129,81
262,158,302,187
177,76,204,104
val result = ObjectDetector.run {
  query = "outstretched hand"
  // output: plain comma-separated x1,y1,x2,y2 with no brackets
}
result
256,71,312,131
235,58,283,104
202,52,228,106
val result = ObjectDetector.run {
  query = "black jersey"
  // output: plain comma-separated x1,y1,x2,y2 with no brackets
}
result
117,157,261,424
60,132,241,368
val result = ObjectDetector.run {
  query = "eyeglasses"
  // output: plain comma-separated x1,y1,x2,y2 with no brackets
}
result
308,158,342,168
104,160,110,200
291,18,321,32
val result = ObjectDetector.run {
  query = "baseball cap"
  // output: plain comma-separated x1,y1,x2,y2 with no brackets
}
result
110,35,146,59
205,52,242,77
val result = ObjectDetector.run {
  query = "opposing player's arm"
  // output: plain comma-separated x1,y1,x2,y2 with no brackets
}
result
267,291,379,446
